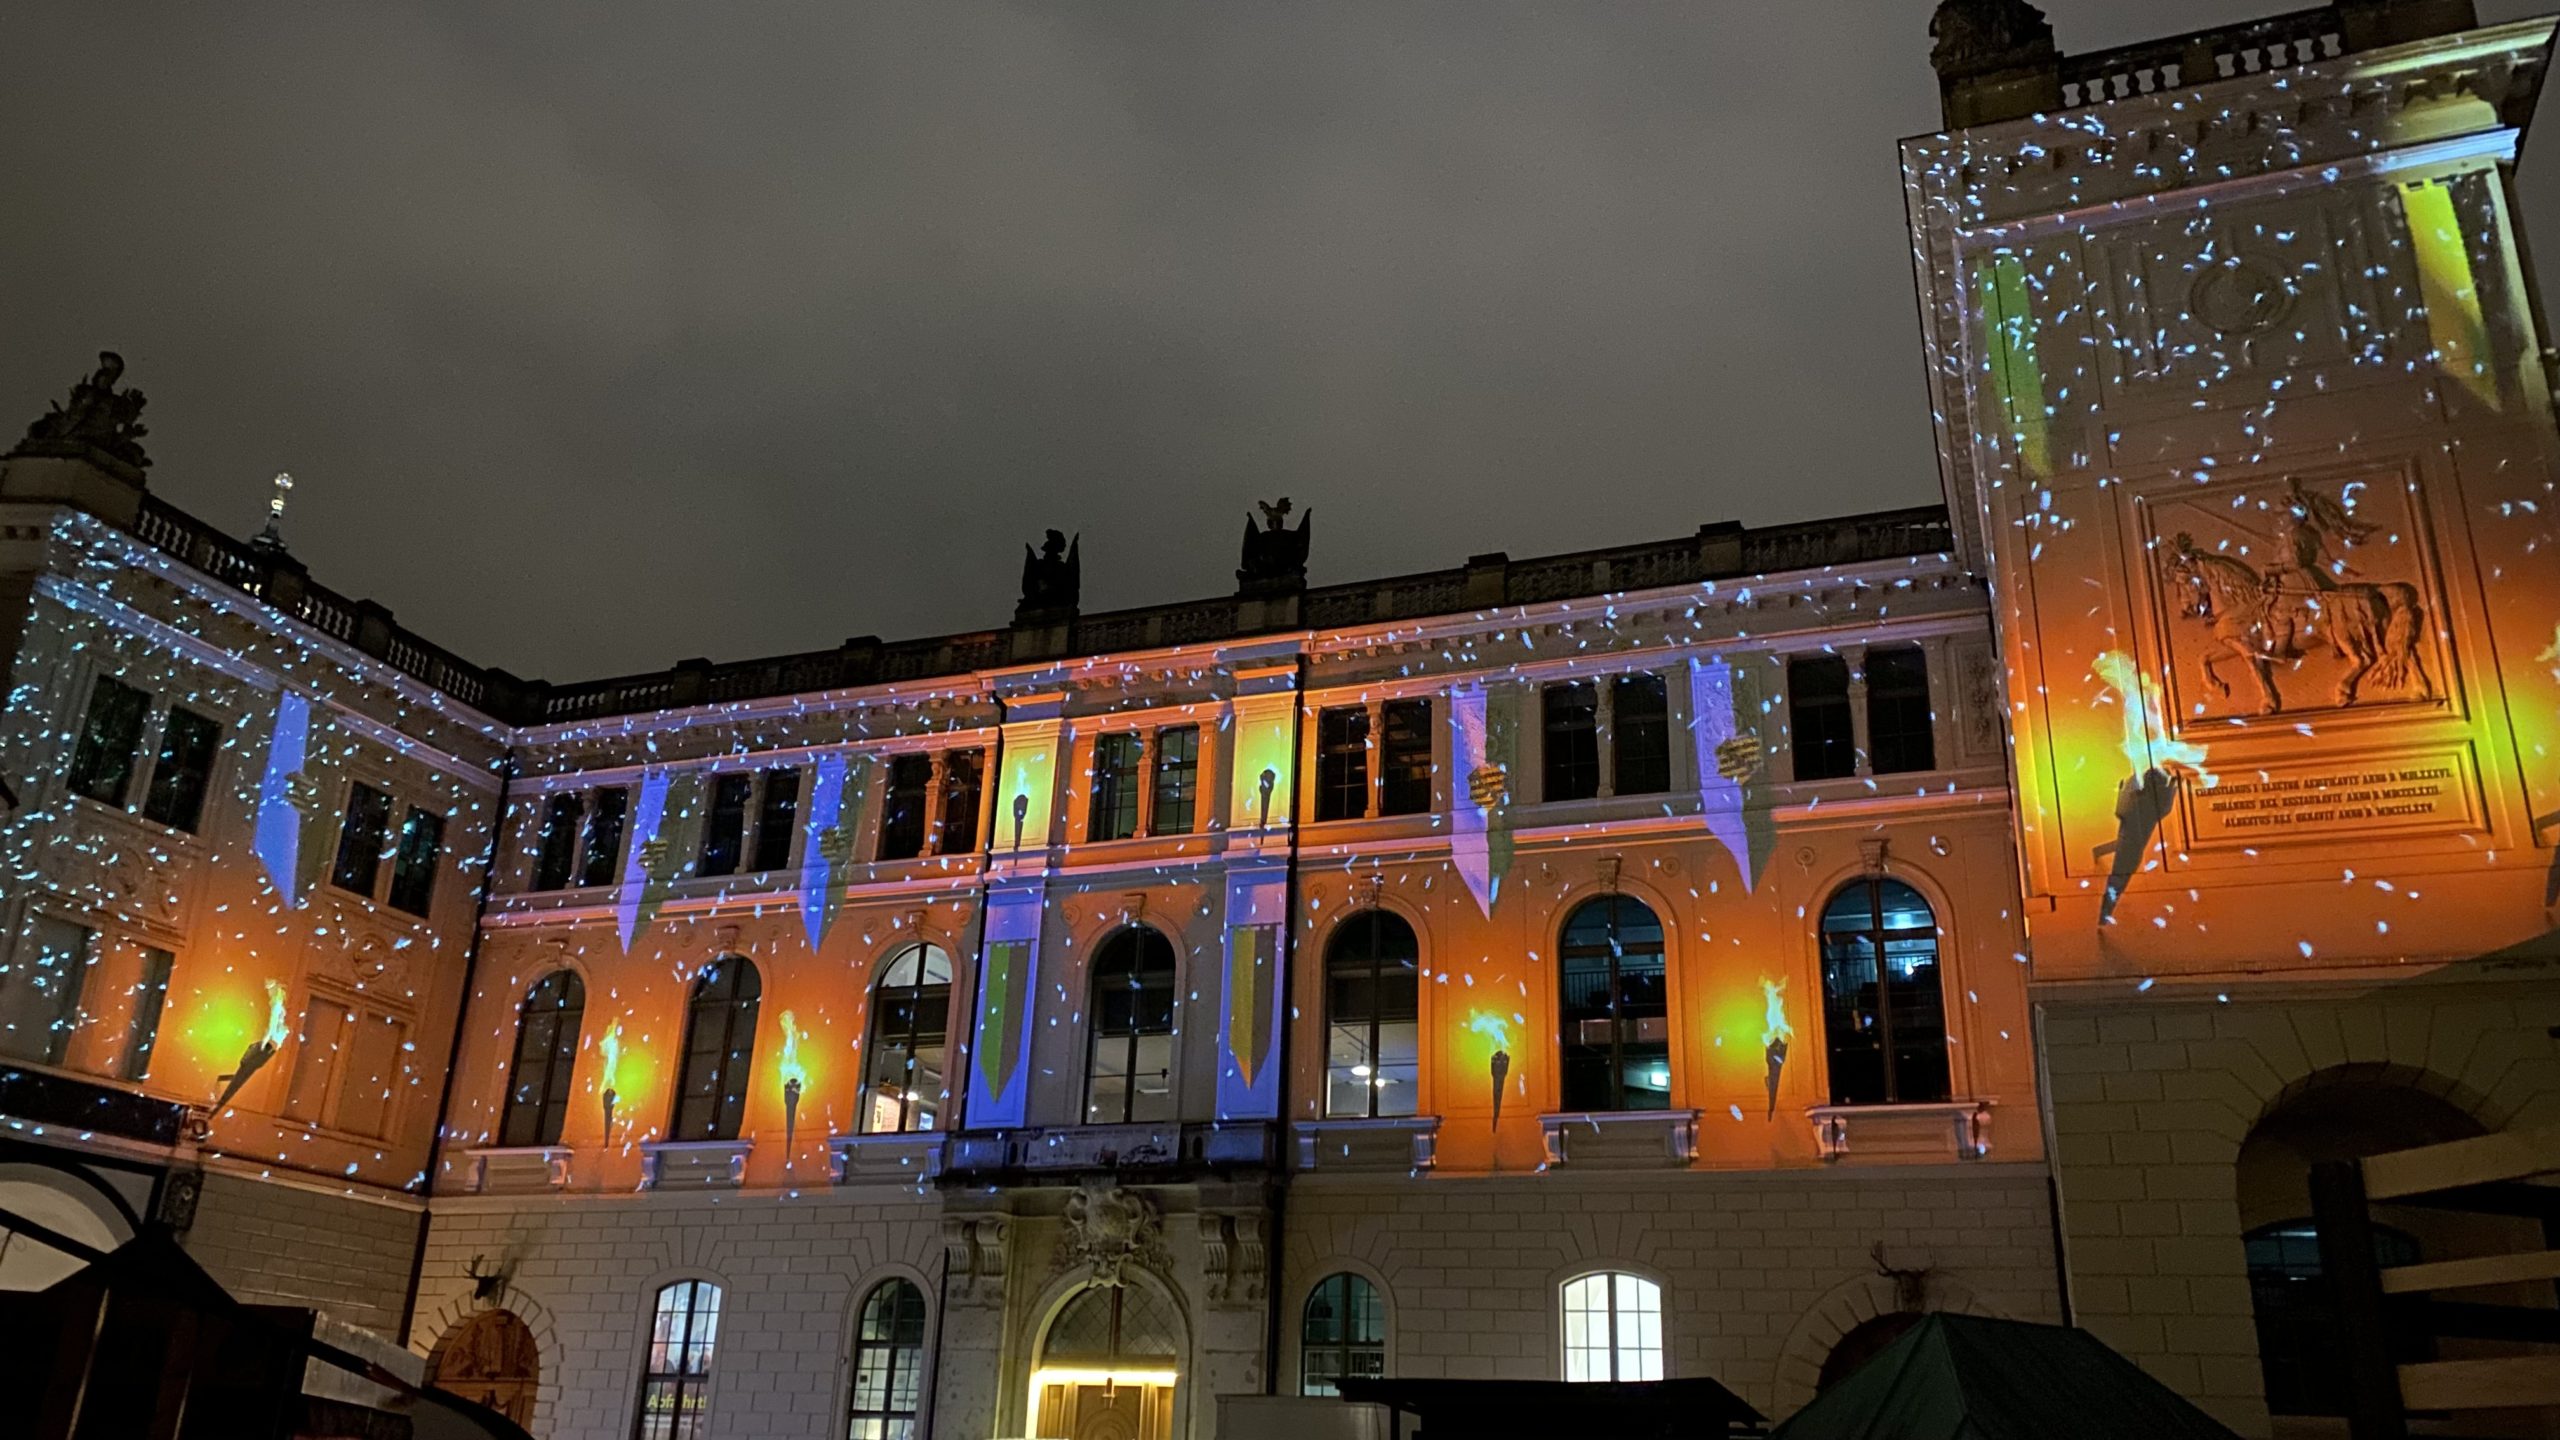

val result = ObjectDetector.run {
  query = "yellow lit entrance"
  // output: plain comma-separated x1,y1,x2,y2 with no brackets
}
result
1031,1284,1181,1440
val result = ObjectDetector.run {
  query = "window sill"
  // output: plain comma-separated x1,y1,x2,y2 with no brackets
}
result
639,1137,752,1189
461,1145,571,1194
1538,1109,1702,1169
1293,1115,1439,1173
1808,1100,1992,1163
826,1130,945,1185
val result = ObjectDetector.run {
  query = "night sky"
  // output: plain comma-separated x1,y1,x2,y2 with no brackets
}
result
6,2,2556,682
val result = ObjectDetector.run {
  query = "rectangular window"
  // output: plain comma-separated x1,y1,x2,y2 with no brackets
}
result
1789,655,1856,781
878,755,933,860
752,768,800,871
699,773,752,878
1542,682,1600,802
331,782,395,897
66,678,149,807
577,788,628,887
333,1010,409,1137
387,807,443,916
1150,726,1199,836
141,706,222,832
1866,645,1936,775
1088,733,1141,842
0,916,92,1066
284,997,354,1124
1379,699,1433,816
121,946,175,1082
939,749,984,854
1314,707,1369,822
534,793,582,890
1612,673,1671,796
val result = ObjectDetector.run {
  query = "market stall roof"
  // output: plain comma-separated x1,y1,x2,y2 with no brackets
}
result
1333,1375,1767,1438
1767,1314,2242,1440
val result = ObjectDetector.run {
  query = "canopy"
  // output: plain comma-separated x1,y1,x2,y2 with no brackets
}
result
1768,1314,2241,1440
1334,1375,1766,1438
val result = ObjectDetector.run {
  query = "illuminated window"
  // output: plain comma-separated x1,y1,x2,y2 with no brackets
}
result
633,1279,721,1440
698,773,752,878
1542,682,1599,801
65,677,149,807
879,755,933,861
671,958,761,1141
861,944,951,1135
1300,1273,1386,1396
1379,700,1433,816
141,706,222,833
1314,708,1369,821
1323,912,1418,1119
752,768,800,870
937,749,984,855
1865,646,1935,775
2246,1221,2427,1416
1149,726,1199,836
1558,896,1669,1112
1611,674,1670,796
1089,734,1142,842
1085,928,1176,1124
499,971,585,1149
578,788,629,888
0,915,93,1066
331,782,395,897
1818,878,1949,1106
534,793,582,890
847,1278,928,1440
284,993,410,1137
387,806,443,916
1789,655,1855,781
1561,1271,1661,1382
119,945,175,1082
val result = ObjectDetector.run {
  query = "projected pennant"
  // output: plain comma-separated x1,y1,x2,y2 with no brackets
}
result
253,690,313,906
1689,657,1774,891
1449,680,1518,916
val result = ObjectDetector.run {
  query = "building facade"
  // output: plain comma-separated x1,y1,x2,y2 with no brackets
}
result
0,4,2552,1440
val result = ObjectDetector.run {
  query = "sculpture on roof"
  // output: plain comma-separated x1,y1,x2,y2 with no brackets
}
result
16,350,151,471
1018,529,1080,620
1237,497,1311,595
1928,0,2055,75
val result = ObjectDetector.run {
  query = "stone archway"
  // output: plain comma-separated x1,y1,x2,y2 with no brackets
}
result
1032,1279,1186,1440
1769,1265,1997,1417
427,1308,540,1428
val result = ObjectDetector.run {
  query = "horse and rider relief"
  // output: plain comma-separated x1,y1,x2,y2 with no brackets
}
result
2153,474,2441,719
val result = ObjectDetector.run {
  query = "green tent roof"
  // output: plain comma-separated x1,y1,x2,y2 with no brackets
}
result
1768,1314,2243,1440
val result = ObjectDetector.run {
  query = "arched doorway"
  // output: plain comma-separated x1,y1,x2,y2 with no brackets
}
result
1032,1282,1182,1440
428,1308,539,1428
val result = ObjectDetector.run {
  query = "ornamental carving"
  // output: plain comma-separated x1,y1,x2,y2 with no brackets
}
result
1053,1181,1167,1287
15,351,151,471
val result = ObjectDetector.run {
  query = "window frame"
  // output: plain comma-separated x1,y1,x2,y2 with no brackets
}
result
0,914,95,1068
1083,927,1178,1125
1377,699,1433,816
1557,896,1671,1113
1313,706,1371,822
1864,645,1936,776
1148,725,1199,836
330,780,397,899
140,704,223,833
878,754,934,861
386,804,444,916
1087,733,1143,843
936,749,985,855
632,1279,723,1440
499,970,586,1149
846,1277,930,1440
1299,1272,1387,1397
1542,681,1601,802
698,773,753,878
1610,673,1671,796
860,944,952,1136
1788,653,1857,781
1323,911,1420,1120
1816,876,1951,1107
751,767,800,871
578,787,630,889
670,957,762,1142
1559,1270,1664,1383
65,676,151,809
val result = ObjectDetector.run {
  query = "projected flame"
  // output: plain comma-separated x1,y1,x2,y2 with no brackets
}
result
778,1010,807,1154
1759,977,1793,1119
597,1020,624,1143
1467,1010,1515,1131
261,978,290,1048
2091,650,2212,784
212,979,292,1111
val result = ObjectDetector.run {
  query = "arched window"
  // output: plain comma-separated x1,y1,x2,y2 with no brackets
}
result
634,1279,721,1440
1817,878,1949,1106
861,945,952,1135
499,971,584,1148
1300,1272,1386,1396
1558,897,1669,1112
671,958,760,1142
1324,913,1419,1119
1560,1271,1662,1382
1085,928,1177,1125
848,1278,928,1440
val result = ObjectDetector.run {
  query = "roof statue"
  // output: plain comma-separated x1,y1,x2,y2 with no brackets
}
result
1016,528,1080,621
1237,496,1311,596
15,350,151,472
1928,0,2055,76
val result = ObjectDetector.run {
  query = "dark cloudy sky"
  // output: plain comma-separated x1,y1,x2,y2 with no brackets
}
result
6,2,2557,681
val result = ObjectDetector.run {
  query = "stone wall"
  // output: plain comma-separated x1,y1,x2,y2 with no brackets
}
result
185,1168,425,1337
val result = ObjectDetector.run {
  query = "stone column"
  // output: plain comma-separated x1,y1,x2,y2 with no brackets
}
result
1363,699,1385,819
1595,676,1618,798
1844,644,1873,778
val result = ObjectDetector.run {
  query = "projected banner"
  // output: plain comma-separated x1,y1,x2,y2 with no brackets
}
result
1449,681,1518,917
796,752,876,952
1689,657,1774,891
253,690,313,906
966,887,1044,1128
618,769,703,952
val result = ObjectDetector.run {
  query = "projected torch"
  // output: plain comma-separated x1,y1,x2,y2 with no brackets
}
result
1760,977,1794,1119
778,1010,807,1158
597,1020,624,1145
213,980,291,1110
1467,1011,1514,1131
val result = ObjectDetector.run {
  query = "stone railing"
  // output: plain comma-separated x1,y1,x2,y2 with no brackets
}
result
2058,6,2344,109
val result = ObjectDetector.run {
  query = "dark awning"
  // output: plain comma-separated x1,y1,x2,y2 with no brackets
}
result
1767,1314,2243,1440
1334,1376,1767,1438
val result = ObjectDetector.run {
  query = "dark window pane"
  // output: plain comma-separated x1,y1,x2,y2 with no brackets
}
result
699,774,750,878
1301,1273,1386,1397
862,945,952,1135
1325,911,1420,1119
1315,708,1369,822
0,915,93,1066
1086,928,1177,1124
67,678,149,807
1611,674,1670,796
1819,879,1948,1105
2246,1221,2428,1415
1088,734,1141,842
1150,726,1198,836
579,788,628,888
1790,656,1856,781
141,707,221,832
1379,700,1432,816
534,793,581,891
939,749,984,855
1543,683,1600,802
121,946,175,1081
672,958,760,1141
331,782,394,897
500,971,585,1148
752,768,800,871
1558,896,1668,1112
634,1280,722,1440
879,756,932,861
1866,646,1936,775
387,807,443,916
849,1280,927,1439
